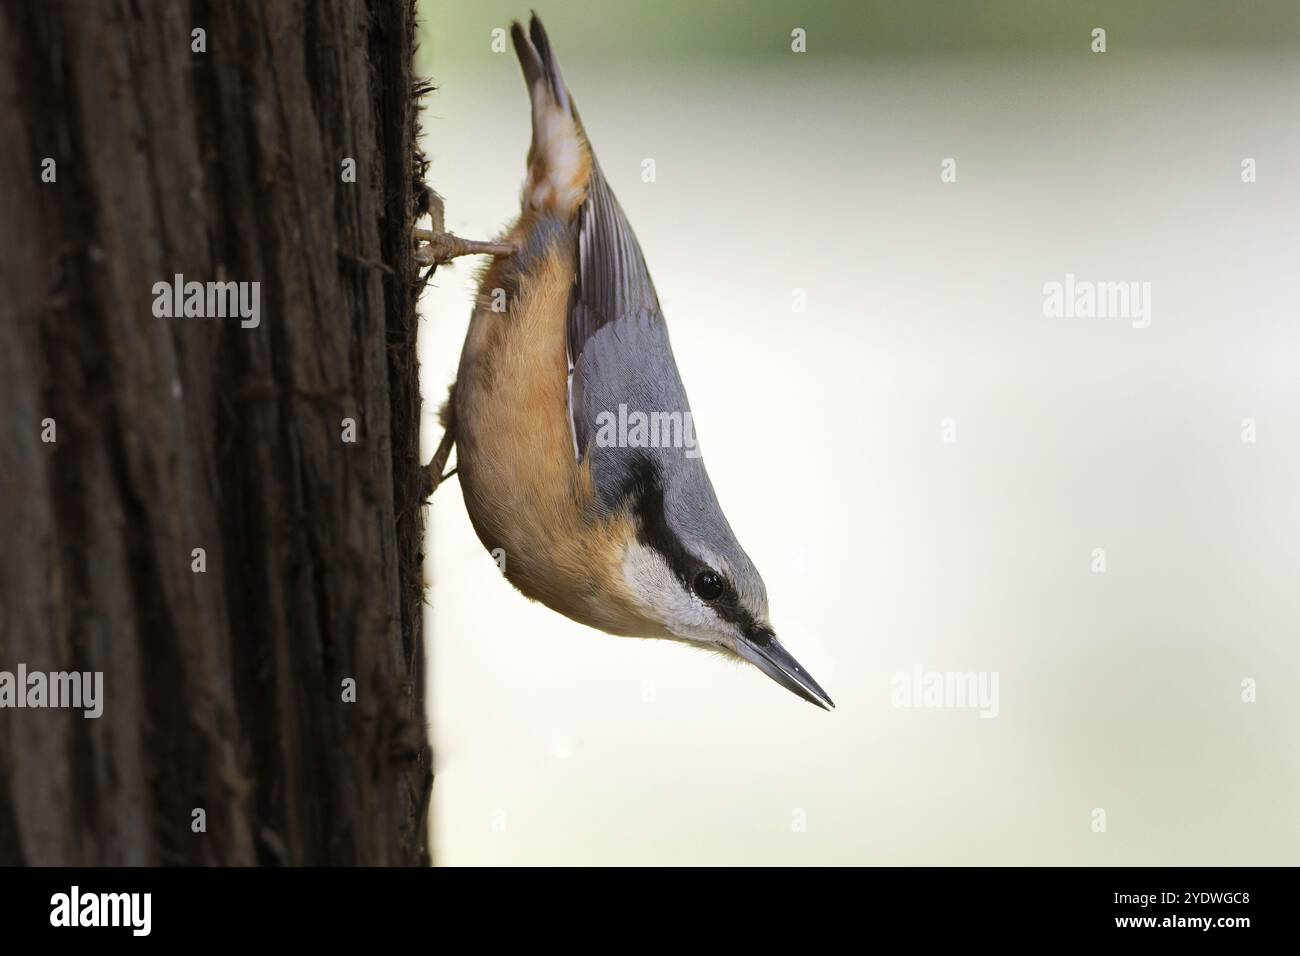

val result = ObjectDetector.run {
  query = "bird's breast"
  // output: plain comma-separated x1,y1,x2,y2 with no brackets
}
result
451,223,662,638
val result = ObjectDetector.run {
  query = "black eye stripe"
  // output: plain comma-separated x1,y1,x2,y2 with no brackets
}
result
617,456,757,632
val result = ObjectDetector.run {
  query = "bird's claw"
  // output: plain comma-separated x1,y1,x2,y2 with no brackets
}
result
414,228,515,266
414,186,514,266
421,427,457,499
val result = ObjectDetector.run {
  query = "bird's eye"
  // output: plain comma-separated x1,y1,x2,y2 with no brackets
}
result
692,570,725,602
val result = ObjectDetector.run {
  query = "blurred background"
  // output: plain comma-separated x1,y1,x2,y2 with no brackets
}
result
416,0,1300,865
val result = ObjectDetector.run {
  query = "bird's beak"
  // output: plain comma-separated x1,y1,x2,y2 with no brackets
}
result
734,628,835,711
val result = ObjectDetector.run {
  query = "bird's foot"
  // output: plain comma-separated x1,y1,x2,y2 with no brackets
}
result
414,228,514,266
421,427,457,499
414,186,513,267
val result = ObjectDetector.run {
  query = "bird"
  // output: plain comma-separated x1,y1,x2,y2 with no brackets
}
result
420,13,833,710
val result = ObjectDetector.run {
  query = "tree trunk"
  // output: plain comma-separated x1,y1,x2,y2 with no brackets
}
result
0,0,430,865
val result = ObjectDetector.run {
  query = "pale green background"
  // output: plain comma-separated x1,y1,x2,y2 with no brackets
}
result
417,1,1300,865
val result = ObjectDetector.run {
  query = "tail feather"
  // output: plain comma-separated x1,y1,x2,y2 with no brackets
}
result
528,14,570,112
508,21,545,99
511,14,590,217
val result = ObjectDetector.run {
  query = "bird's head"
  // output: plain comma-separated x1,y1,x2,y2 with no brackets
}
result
609,455,834,710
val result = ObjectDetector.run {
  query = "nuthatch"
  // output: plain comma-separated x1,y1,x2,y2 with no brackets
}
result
422,14,833,710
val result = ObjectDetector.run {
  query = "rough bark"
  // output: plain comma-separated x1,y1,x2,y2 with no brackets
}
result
0,0,430,865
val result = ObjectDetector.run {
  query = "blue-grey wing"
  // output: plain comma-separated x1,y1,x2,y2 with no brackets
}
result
568,162,668,495
566,164,710,514
567,159,663,382
566,161,758,593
